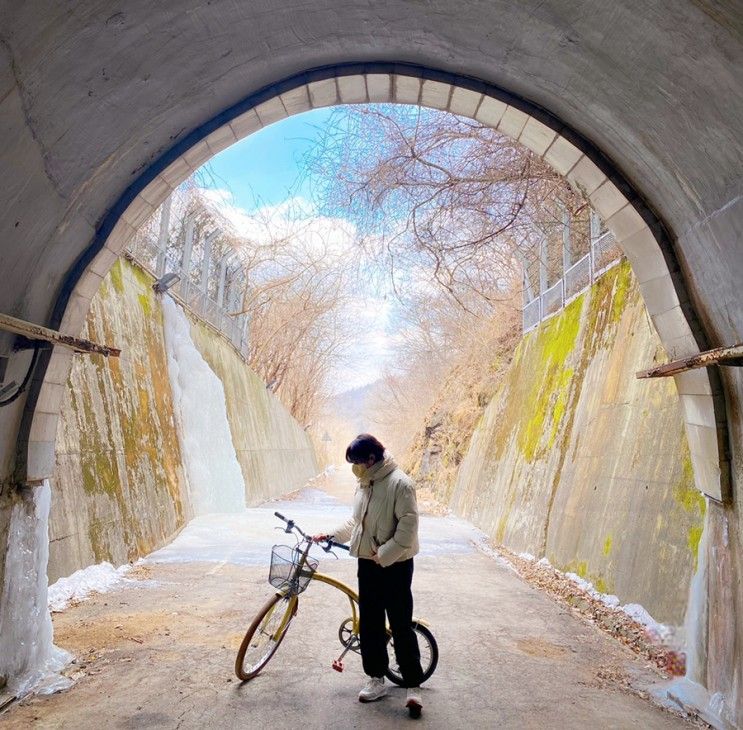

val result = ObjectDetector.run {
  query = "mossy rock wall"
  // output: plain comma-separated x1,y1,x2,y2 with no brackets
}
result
50,259,188,582
451,261,704,624
49,258,317,581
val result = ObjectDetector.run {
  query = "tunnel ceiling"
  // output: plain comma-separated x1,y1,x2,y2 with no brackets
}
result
1,1,741,340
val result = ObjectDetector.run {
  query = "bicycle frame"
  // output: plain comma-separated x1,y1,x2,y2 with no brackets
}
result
311,571,360,634
272,511,430,639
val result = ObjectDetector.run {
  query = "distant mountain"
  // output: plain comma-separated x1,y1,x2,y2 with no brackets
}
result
326,380,382,433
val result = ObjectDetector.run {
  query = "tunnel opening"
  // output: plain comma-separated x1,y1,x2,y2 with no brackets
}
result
1,65,735,725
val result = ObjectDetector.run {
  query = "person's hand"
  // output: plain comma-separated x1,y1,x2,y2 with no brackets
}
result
312,534,330,544
371,551,381,565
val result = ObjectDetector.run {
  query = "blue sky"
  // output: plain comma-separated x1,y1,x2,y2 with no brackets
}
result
204,107,335,211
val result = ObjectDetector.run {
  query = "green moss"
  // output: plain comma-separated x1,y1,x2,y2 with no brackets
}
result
564,559,588,578
81,442,122,497
128,259,154,288
675,450,706,516
138,292,152,317
561,559,612,594
88,519,112,563
517,294,583,462
583,261,630,345
547,368,573,449
610,260,633,324
602,535,613,557
672,439,706,571
678,453,705,570
688,525,704,571
109,259,125,295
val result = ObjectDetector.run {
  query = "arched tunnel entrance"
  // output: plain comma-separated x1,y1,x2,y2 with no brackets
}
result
20,65,733,499
1,3,741,726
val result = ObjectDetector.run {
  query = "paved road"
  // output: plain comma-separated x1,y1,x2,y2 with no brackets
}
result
3,478,692,729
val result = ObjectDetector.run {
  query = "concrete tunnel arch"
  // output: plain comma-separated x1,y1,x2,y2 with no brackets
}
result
24,63,730,510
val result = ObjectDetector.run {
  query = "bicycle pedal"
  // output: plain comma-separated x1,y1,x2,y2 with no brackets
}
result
332,659,344,672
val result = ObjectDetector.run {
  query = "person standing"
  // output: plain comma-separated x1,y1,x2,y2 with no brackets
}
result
314,433,425,718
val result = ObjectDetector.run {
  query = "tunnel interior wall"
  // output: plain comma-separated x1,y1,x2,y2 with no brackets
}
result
451,261,704,626
48,258,317,582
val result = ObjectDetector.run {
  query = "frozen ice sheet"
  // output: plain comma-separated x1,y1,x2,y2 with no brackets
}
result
145,487,481,566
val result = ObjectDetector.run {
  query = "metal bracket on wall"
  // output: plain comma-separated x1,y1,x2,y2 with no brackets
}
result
636,342,743,379
0,312,121,357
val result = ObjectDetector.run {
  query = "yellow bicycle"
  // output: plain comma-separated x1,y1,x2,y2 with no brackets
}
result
235,511,439,685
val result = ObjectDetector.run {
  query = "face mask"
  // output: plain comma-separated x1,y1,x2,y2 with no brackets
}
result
352,463,367,478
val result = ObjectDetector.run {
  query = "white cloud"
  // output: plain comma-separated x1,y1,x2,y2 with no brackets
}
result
329,295,395,393
199,187,401,393
199,189,357,259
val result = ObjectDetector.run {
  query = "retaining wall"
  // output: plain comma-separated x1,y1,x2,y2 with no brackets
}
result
48,258,317,582
452,261,704,625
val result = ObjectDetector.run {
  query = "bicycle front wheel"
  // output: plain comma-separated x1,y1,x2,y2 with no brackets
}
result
235,593,296,681
385,622,439,686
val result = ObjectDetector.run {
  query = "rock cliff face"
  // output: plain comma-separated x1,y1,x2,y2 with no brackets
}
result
48,258,317,582
450,261,704,625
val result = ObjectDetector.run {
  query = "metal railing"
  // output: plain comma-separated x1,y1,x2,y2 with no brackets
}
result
522,297,542,332
541,279,564,318
523,230,622,333
564,252,591,302
127,225,250,359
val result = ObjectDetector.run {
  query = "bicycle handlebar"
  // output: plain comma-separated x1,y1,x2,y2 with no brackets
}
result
274,511,349,552
325,539,350,552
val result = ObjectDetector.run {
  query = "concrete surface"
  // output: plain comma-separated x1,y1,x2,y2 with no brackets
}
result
451,262,705,625
2,484,697,729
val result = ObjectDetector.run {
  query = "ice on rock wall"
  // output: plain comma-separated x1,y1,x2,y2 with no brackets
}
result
162,296,246,515
0,482,72,697
661,510,736,728
684,508,709,685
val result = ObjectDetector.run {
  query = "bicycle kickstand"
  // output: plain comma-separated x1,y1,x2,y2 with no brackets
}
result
332,643,354,672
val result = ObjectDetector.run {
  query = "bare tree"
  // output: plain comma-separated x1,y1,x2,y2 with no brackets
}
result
307,105,590,311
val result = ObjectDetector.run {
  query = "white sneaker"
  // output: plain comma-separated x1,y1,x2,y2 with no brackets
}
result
406,687,423,718
358,676,387,703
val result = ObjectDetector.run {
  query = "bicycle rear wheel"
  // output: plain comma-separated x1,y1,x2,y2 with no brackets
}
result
235,593,296,681
385,622,438,686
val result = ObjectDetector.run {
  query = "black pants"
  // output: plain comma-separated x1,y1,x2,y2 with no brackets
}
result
357,558,424,687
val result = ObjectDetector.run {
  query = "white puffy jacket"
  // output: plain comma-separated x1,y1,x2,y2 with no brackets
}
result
331,457,420,568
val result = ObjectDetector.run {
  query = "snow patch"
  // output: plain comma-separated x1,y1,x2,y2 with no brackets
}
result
564,572,621,609
621,602,660,629
472,538,519,574
480,547,669,635
48,563,133,612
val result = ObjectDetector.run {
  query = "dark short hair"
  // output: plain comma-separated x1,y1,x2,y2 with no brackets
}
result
345,433,386,464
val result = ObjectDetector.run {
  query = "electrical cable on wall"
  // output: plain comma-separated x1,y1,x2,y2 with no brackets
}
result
0,342,42,408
